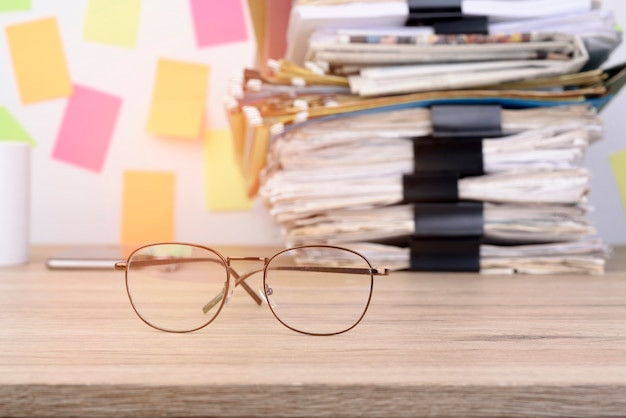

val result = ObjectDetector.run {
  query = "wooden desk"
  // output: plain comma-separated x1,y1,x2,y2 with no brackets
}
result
1,246,626,417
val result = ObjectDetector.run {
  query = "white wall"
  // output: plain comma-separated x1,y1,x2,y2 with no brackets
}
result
1,1,625,247
586,0,626,245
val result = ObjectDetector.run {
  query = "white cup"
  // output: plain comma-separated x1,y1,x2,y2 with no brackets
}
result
0,141,30,266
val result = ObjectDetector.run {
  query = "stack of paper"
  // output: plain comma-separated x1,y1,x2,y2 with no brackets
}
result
283,203,596,245
253,109,615,274
308,32,590,97
227,0,625,274
256,105,609,274
289,239,608,274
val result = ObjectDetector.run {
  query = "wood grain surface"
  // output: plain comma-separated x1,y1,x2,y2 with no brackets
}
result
1,246,625,417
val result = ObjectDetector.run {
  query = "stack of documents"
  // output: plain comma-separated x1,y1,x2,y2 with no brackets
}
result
256,105,610,274
227,0,625,274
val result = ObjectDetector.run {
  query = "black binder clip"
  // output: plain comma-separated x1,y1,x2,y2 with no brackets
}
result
413,137,484,176
409,236,481,272
413,202,484,237
405,0,488,34
431,104,503,139
402,172,459,203
433,16,488,35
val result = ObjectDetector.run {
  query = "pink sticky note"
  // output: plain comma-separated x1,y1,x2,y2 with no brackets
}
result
52,85,122,172
189,0,248,47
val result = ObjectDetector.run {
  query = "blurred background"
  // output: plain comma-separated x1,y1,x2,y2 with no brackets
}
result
0,0,625,247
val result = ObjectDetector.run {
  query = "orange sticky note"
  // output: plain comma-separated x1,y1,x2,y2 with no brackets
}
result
204,129,254,211
146,58,209,139
121,171,176,245
5,17,72,104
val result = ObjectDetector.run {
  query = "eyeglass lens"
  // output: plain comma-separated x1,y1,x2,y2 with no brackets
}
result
264,246,373,335
126,244,229,332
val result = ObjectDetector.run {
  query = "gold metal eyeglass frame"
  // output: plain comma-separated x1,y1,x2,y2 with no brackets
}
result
114,243,390,336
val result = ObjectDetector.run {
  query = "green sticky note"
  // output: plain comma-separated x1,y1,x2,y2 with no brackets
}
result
0,0,30,12
0,107,35,145
83,0,143,48
610,150,626,210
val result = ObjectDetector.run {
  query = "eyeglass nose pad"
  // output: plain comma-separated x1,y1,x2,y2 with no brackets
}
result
202,287,226,314
224,277,235,306
259,283,276,308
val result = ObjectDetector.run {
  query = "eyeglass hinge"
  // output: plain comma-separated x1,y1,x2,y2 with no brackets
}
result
114,261,127,271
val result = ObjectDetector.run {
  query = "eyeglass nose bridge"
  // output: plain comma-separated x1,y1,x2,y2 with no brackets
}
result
226,257,270,276
226,257,271,306
226,256,269,265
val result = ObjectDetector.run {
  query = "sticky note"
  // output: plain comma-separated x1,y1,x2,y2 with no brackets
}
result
146,58,209,139
51,85,122,172
0,107,35,145
5,17,72,104
189,0,248,47
0,0,30,11
610,150,626,210
83,0,142,48
204,129,254,212
121,171,176,245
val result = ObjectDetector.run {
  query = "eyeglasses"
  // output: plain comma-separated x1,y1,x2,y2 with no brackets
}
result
114,243,389,336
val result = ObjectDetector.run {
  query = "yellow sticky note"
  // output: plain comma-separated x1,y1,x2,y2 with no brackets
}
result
121,171,176,246
610,150,626,210
83,0,143,48
204,129,254,212
146,59,209,139
5,17,72,104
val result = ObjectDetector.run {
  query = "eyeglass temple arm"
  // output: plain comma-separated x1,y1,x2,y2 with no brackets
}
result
202,265,389,314
268,266,390,275
114,257,262,305
229,265,388,288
